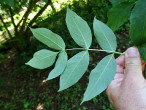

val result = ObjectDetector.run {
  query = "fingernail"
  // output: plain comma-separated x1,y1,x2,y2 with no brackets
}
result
126,47,139,57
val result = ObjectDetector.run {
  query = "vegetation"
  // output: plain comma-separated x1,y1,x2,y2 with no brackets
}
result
0,0,145,109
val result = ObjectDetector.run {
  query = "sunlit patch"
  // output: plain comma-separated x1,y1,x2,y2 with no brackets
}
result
36,103,43,110
39,79,47,87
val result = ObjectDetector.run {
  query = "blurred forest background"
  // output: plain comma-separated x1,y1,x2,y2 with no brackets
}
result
0,0,132,110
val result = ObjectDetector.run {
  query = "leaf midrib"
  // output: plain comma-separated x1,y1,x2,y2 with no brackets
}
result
102,30,114,51
84,54,114,100
36,52,57,61
61,51,88,89
49,52,66,78
35,31,64,50
68,12,88,48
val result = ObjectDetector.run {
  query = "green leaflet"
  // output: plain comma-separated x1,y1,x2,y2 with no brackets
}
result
46,52,68,80
30,28,65,50
107,2,134,31
26,49,58,69
66,7,92,49
0,0,14,7
82,54,116,103
93,18,117,51
43,0,48,3
59,51,89,91
109,0,135,5
109,0,125,4
130,0,146,46
139,44,146,62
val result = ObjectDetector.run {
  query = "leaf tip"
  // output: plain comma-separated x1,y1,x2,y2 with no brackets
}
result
67,5,70,10
46,75,52,81
80,100,85,105
25,62,29,65
66,5,72,14
58,89,62,92
94,16,97,20
45,78,49,82
29,27,33,30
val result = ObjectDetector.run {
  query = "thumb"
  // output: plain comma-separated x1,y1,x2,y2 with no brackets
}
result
125,47,144,82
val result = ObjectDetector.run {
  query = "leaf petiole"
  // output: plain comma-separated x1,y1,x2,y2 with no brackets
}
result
64,48,124,55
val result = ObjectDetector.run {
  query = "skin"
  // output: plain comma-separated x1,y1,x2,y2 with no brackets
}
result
106,47,146,110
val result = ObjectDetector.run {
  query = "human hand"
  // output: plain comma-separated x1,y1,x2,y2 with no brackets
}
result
106,47,146,110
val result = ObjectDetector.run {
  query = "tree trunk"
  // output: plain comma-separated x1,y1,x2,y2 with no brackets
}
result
0,15,13,39
50,1,56,12
24,0,51,41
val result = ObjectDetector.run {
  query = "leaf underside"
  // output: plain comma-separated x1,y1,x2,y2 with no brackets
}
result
47,52,68,80
30,28,65,50
66,7,92,49
59,51,89,91
26,49,58,69
26,7,125,104
82,54,116,103
93,18,117,51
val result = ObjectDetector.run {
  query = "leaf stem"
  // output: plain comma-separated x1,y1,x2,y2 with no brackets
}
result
65,48,124,55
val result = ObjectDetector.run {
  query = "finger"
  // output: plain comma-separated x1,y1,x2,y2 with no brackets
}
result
114,73,124,79
125,47,144,84
116,65,124,74
116,55,125,67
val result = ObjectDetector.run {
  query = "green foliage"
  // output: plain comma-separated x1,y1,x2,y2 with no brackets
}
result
30,28,66,50
43,0,48,3
0,0,120,109
59,51,89,91
93,18,117,51
108,0,146,62
47,52,68,80
1,0,139,109
0,0,14,7
27,7,121,103
130,0,146,46
109,0,125,4
109,0,135,5
66,7,92,49
26,49,58,69
107,2,134,31
139,43,146,62
82,54,116,103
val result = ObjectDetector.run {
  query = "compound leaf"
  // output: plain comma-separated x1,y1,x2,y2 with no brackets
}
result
30,28,65,50
59,51,89,91
107,2,134,31
26,49,58,69
47,52,68,80
82,54,116,103
130,0,146,46
66,7,92,49
139,43,146,62
93,18,117,51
